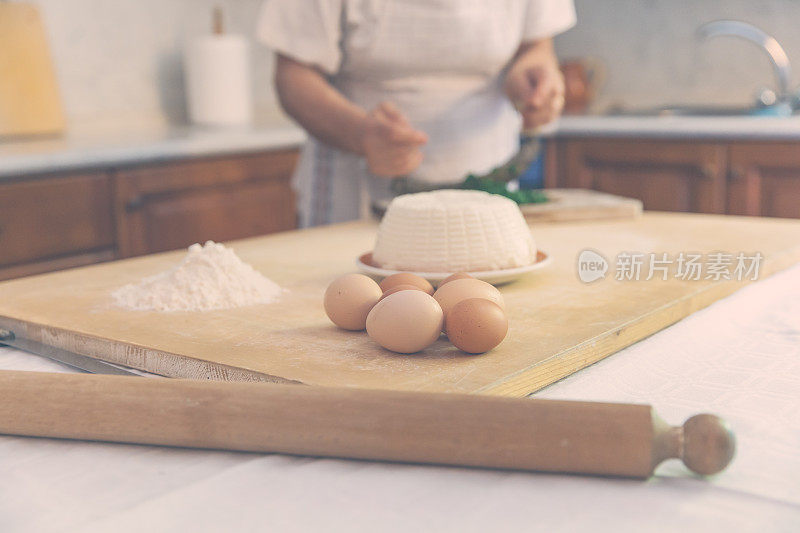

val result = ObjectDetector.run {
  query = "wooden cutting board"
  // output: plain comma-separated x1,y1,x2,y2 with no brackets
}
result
1,213,799,397
374,189,641,222
521,189,642,222
0,3,65,138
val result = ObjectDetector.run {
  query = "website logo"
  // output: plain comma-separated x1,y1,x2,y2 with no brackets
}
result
577,249,609,283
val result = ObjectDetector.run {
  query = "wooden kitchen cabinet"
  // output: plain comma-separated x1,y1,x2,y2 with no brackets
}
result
727,142,800,218
0,172,115,281
550,137,800,219
554,139,728,214
114,149,299,257
0,148,300,281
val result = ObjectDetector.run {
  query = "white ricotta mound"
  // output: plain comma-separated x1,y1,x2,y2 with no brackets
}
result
373,190,537,272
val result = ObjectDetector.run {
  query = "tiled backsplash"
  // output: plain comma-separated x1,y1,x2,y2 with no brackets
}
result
32,0,800,127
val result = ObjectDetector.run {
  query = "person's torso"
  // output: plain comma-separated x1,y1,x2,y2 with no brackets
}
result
333,0,529,182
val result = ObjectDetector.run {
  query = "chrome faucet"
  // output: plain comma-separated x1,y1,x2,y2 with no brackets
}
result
697,20,792,108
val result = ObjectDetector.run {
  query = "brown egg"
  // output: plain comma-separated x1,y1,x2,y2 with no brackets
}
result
445,298,508,354
366,290,443,354
379,272,434,295
439,272,474,287
324,273,382,331
433,278,505,330
380,283,424,300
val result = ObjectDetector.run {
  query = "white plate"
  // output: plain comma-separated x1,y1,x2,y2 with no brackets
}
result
356,250,552,286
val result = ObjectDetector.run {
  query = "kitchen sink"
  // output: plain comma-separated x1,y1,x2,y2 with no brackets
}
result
599,21,798,120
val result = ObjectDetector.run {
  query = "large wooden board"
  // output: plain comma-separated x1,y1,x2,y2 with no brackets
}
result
1,213,799,397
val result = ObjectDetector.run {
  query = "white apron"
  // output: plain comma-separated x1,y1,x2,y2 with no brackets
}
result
258,0,575,226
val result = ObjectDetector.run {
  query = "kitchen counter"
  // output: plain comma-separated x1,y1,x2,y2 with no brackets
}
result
3,114,800,181
554,114,800,140
0,121,306,179
1,260,798,532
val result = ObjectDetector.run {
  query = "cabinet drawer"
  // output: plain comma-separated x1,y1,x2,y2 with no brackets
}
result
0,173,114,267
115,149,299,257
728,143,800,218
134,179,295,255
555,139,727,214
115,150,298,194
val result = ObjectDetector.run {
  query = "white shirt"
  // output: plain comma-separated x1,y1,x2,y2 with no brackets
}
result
257,0,576,226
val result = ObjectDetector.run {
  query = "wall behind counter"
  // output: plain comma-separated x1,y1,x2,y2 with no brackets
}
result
32,0,275,129
32,0,800,127
557,0,800,112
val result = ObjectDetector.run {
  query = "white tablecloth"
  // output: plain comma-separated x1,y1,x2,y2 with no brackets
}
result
2,265,799,532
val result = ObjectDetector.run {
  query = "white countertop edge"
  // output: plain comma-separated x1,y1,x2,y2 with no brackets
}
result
4,115,800,180
551,115,800,140
0,125,307,179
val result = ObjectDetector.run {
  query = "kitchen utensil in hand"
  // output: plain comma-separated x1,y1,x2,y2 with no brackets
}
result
390,130,542,195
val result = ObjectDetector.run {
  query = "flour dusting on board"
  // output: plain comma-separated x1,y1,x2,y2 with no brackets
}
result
112,241,282,312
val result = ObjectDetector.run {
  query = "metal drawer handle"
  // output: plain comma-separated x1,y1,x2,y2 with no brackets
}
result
700,163,717,180
125,195,144,211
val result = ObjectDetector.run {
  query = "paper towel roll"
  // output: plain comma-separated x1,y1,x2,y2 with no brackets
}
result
185,34,253,127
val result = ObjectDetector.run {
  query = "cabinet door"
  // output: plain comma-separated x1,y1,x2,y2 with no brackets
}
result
115,149,299,257
0,172,115,280
558,139,728,213
728,143,800,218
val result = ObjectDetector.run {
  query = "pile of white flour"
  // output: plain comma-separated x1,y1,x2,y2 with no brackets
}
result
112,241,282,312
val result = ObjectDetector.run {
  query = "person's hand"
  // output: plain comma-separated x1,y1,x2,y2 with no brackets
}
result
505,54,565,130
361,102,427,177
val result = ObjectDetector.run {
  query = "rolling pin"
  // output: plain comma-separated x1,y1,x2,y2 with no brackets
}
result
0,370,735,478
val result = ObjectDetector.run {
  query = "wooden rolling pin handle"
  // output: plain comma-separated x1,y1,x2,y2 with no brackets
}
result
0,371,735,478
652,413,736,476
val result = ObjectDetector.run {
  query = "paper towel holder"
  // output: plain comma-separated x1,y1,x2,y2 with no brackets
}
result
184,5,254,127
212,6,224,35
